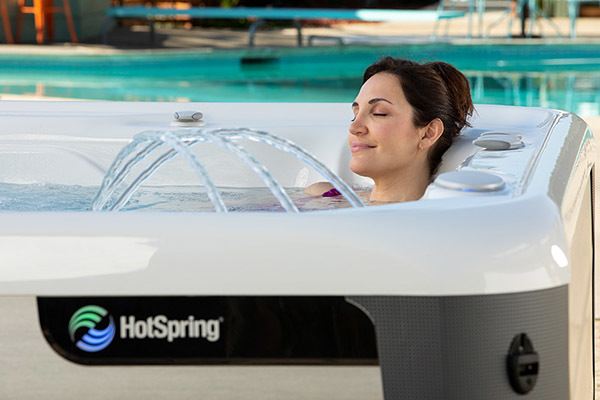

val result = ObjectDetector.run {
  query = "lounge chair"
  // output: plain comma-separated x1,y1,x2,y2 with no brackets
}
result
569,0,600,38
103,6,467,47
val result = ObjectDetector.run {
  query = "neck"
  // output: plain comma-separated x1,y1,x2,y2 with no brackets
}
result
369,163,431,203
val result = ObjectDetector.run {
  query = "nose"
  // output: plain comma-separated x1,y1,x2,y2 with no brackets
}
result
349,114,367,136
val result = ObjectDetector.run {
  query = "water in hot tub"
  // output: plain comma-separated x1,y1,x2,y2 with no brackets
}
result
0,183,369,212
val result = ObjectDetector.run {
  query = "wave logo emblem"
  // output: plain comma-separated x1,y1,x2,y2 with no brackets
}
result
68,305,116,352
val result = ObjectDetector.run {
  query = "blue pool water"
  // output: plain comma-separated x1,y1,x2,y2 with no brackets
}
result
0,43,598,116
0,184,362,212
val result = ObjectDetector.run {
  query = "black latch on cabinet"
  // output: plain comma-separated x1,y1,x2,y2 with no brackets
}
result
507,333,539,394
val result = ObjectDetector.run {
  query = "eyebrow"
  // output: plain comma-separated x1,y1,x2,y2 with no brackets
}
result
351,98,393,107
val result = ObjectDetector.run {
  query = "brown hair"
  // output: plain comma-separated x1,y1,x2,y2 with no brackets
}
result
363,57,474,176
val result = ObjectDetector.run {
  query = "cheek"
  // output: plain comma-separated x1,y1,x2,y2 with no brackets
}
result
380,125,419,156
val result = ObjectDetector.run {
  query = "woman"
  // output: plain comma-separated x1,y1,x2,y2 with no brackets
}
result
307,57,474,203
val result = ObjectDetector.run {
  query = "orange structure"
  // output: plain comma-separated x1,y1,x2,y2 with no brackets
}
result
0,0,14,43
15,0,78,44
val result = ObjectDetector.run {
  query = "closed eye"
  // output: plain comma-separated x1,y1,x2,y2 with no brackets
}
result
373,113,387,117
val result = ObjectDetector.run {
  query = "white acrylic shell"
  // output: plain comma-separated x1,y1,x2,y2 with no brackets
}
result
0,101,594,296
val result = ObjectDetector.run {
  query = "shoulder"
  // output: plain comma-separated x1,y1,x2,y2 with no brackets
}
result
304,182,334,196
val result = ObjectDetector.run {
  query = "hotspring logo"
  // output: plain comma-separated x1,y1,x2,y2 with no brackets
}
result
120,315,222,343
69,305,116,352
69,305,222,352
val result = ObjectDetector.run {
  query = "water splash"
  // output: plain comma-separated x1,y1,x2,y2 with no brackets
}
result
212,128,364,208
93,127,364,212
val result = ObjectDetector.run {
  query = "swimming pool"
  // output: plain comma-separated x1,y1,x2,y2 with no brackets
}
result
0,43,598,116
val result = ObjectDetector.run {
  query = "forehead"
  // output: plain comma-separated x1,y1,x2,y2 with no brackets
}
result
355,72,406,104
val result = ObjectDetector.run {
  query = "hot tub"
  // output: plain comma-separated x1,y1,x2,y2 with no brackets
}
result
0,100,595,399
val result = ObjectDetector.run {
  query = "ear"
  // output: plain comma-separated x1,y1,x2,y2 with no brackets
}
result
419,118,444,151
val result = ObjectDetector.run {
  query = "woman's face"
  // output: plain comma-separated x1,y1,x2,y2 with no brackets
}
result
349,72,424,180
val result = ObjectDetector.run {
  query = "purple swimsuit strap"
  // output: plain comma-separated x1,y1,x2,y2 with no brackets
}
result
322,188,341,197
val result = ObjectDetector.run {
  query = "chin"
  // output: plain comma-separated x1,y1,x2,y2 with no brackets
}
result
350,161,373,178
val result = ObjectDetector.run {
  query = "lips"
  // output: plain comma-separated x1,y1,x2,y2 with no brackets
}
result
350,142,376,153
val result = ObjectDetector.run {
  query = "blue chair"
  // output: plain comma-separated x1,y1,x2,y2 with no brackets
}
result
433,0,513,38
434,0,480,38
485,0,565,38
568,0,600,37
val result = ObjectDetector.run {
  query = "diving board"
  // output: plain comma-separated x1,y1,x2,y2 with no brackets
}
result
103,6,467,47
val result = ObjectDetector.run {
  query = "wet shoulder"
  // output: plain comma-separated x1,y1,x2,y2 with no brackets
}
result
304,182,335,196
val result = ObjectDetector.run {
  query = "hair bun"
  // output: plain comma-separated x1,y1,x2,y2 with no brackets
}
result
427,62,474,131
